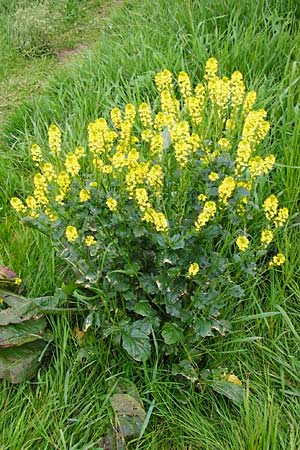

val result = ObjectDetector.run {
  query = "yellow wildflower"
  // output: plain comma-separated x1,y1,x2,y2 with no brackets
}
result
204,57,218,81
41,162,56,182
208,172,219,181
141,129,154,142
243,90,257,113
188,262,199,277
25,196,37,210
10,197,26,213
135,188,151,211
89,181,98,188
236,235,249,252
218,176,236,204
274,207,289,228
195,201,217,231
155,69,173,92
138,103,153,127
178,71,192,99
218,138,231,150
230,71,245,108
30,144,42,165
142,207,168,232
198,194,207,202
48,124,61,155
65,226,78,242
248,155,275,178
65,152,81,176
75,146,85,158
79,189,90,203
110,108,123,129
106,197,118,211
263,195,278,220
45,208,57,222
150,133,164,156
124,103,136,124
269,253,285,267
261,229,274,246
85,235,96,247
14,277,22,286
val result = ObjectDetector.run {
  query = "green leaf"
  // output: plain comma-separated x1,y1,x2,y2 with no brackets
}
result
0,318,47,347
134,300,156,317
0,340,47,383
122,327,151,361
210,380,245,405
162,323,183,345
172,359,199,382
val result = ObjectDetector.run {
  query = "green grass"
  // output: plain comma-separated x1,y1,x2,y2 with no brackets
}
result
0,0,115,125
1,0,300,448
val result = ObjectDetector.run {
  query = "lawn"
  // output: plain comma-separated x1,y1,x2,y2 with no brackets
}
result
1,0,300,449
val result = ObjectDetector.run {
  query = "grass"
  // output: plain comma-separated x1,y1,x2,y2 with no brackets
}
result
1,0,300,448
0,0,116,125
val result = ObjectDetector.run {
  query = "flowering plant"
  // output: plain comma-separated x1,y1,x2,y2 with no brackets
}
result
11,58,288,361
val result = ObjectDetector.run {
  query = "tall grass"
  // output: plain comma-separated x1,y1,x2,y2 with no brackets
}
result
1,0,300,448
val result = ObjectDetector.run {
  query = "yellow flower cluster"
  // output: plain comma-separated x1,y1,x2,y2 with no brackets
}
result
269,253,285,267
65,225,78,242
79,189,90,203
106,197,118,211
236,235,249,252
261,229,274,246
11,60,288,275
10,197,26,213
263,195,278,220
188,262,199,277
218,176,236,204
48,124,61,155
31,144,42,165
195,201,217,231
274,207,289,228
85,235,96,247
142,207,168,232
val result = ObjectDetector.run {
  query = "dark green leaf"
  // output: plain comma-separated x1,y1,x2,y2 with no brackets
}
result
162,323,183,345
0,318,47,347
210,380,245,405
0,340,47,383
122,328,151,361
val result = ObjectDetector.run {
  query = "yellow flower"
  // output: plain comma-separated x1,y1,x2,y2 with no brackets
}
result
243,90,257,113
195,201,217,231
218,176,236,204
263,195,278,220
65,226,79,242
208,171,219,181
150,133,164,156
274,207,289,228
48,124,61,155
41,162,56,182
261,229,274,246
79,189,91,203
85,235,96,247
230,71,245,108
10,197,26,213
188,262,199,277
30,144,42,164
106,197,118,211
65,152,80,177
155,69,173,92
89,181,98,188
269,253,285,267
138,103,153,127
142,207,168,232
111,108,123,129
124,103,136,124
135,188,151,211
198,194,207,202
14,277,22,286
204,57,218,81
178,71,192,99
236,235,249,252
